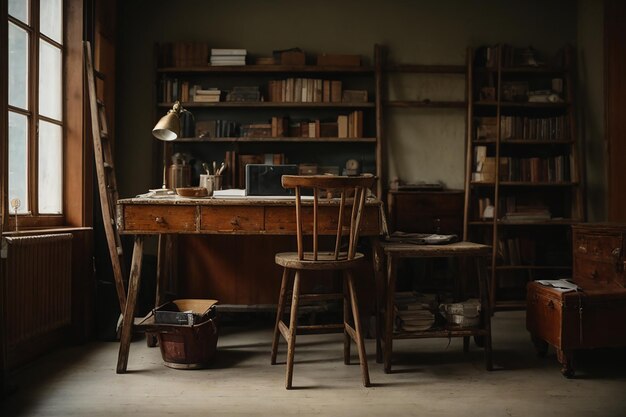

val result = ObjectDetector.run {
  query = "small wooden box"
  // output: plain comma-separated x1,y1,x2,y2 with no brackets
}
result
280,51,305,66
572,223,626,288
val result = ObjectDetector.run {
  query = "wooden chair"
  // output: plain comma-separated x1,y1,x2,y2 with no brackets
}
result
270,175,375,389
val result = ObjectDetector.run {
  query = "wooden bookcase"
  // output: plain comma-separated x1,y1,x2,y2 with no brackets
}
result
151,44,384,306
463,45,585,311
154,45,384,197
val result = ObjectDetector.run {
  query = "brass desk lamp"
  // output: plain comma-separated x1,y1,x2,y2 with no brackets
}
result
152,101,184,189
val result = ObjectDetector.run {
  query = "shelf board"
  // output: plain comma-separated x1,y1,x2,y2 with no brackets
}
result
471,181,579,187
385,64,466,74
158,101,375,109
384,100,466,108
475,66,569,74
175,136,377,143
474,101,569,108
500,66,569,74
392,327,488,339
472,139,574,145
493,265,572,271
468,219,578,226
157,65,375,74
500,181,579,186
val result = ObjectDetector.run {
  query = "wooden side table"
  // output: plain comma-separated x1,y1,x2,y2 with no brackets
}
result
380,241,492,373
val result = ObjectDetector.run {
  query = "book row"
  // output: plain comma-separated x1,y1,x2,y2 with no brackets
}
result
267,78,367,103
159,77,368,105
475,197,552,222
476,115,570,141
473,154,574,183
191,111,364,139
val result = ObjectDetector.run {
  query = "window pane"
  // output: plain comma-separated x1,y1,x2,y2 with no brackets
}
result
39,40,62,121
8,0,29,24
40,0,62,44
38,120,63,214
8,111,29,214
8,22,29,110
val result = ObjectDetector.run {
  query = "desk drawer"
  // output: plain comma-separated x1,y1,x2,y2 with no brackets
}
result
264,206,380,235
201,206,263,232
123,205,197,232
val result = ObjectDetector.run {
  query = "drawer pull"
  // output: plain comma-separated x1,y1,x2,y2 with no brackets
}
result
230,217,240,227
155,216,165,224
547,300,554,309
578,243,587,253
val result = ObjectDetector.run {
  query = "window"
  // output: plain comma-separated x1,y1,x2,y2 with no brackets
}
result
7,0,64,224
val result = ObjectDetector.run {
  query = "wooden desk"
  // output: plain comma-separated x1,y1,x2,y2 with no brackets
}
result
115,197,382,373
381,241,492,373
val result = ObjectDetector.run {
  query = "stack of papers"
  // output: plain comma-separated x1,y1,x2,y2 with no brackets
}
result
535,279,580,293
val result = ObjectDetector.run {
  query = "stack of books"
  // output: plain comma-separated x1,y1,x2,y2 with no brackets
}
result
193,88,221,103
226,86,261,102
210,48,246,66
394,292,436,332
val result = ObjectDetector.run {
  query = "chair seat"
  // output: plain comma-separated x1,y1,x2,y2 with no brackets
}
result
275,251,365,270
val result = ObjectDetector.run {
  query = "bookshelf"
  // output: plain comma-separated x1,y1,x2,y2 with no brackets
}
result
463,45,584,311
154,45,384,195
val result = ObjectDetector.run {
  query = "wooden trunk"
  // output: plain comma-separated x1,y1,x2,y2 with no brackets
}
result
526,223,626,377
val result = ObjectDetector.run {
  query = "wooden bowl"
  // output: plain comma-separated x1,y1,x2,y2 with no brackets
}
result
176,187,209,198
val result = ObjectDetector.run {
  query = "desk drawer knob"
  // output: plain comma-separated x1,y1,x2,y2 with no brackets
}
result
155,216,165,224
230,217,240,227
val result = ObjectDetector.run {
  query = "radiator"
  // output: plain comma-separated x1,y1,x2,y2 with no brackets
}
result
4,233,73,351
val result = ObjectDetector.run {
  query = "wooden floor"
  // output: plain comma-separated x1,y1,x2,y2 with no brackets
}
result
3,311,626,417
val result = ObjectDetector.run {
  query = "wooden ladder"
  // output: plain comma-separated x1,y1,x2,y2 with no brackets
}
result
84,41,126,312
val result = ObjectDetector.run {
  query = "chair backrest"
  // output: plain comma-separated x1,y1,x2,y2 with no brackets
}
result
281,175,376,261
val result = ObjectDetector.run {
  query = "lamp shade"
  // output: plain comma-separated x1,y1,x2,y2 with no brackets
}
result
152,101,183,141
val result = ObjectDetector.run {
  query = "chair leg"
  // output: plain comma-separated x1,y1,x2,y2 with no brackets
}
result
346,271,371,387
343,274,351,365
285,271,301,389
271,268,290,365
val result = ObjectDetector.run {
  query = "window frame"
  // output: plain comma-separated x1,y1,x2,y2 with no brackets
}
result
0,0,86,231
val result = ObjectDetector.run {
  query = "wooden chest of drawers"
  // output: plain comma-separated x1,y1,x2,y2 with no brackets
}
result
527,223,626,378
387,190,464,235
572,223,626,288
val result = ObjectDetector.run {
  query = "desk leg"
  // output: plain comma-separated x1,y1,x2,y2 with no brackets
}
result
476,256,493,371
116,236,144,374
155,234,166,307
384,254,397,374
370,237,384,364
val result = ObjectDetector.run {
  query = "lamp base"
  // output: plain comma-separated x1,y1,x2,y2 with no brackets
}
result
148,188,175,196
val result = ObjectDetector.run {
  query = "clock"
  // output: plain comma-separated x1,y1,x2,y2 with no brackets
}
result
344,159,360,176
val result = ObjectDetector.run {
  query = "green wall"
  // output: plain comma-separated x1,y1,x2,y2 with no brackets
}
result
116,0,590,197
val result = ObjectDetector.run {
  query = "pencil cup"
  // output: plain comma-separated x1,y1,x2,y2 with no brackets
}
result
199,175,222,196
